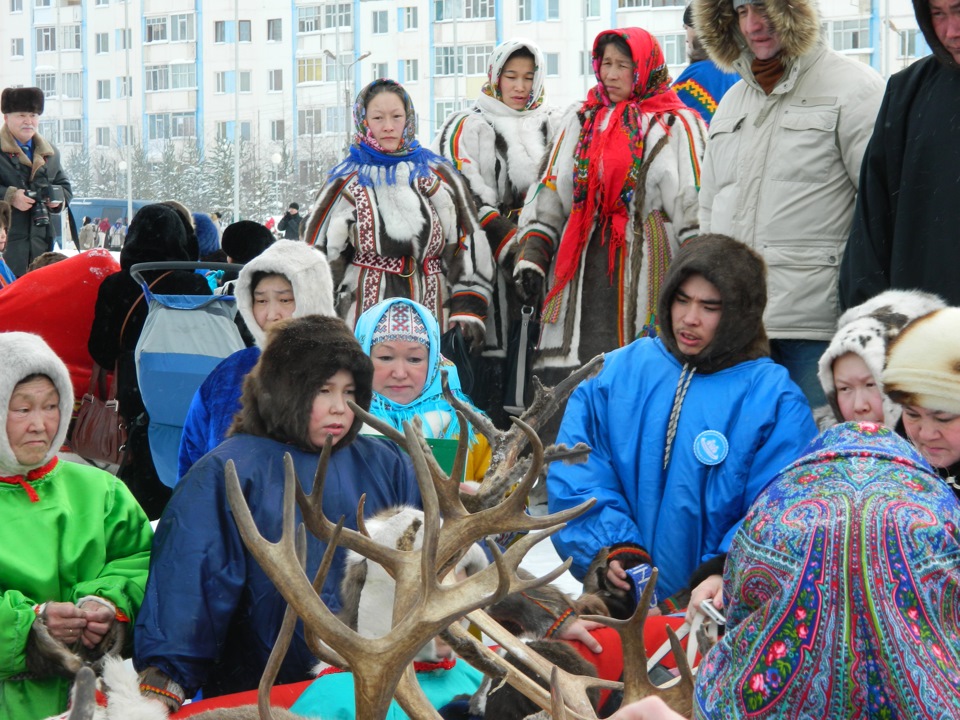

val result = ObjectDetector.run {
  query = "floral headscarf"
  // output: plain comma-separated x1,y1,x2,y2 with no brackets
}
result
328,79,447,187
354,297,480,442
695,422,960,718
544,28,687,311
478,39,546,114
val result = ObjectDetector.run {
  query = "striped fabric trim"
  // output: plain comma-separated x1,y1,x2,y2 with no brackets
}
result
446,116,471,172
675,113,702,190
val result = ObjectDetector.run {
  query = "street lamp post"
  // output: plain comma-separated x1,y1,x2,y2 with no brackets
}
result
271,152,283,215
324,49,371,152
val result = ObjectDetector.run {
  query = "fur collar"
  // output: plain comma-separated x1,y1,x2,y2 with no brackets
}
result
0,333,73,476
693,0,821,72
234,240,335,348
0,125,55,179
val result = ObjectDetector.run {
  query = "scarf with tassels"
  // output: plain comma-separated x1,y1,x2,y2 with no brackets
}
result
543,28,688,308
0,457,58,502
328,78,448,187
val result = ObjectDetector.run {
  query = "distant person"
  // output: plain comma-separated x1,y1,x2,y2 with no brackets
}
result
276,202,302,240
671,3,739,125
77,216,98,251
0,86,72,277
108,217,126,250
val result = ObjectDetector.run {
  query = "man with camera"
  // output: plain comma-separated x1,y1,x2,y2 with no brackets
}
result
276,202,301,240
0,87,72,277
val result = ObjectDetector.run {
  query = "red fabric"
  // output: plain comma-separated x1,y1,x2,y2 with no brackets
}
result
0,249,120,402
546,27,687,305
171,681,312,716
0,457,58,502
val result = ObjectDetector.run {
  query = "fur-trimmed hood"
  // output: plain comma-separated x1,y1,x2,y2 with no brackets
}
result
234,240,335,348
231,315,372,451
884,308,960,416
817,290,946,427
913,0,960,69
0,332,73,476
693,0,821,72
657,234,768,374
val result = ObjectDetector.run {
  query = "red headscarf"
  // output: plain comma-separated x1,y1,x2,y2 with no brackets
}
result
544,28,687,307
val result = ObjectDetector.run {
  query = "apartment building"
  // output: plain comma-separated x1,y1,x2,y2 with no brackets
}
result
1,0,928,203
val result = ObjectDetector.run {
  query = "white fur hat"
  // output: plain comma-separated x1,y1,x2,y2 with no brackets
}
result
0,332,73,476
884,308,960,416
234,240,335,347
817,290,946,426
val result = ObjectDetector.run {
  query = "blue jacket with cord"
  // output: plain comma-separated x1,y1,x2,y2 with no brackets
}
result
548,337,816,601
134,433,421,699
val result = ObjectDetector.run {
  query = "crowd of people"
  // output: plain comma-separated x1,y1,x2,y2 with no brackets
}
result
2,0,960,717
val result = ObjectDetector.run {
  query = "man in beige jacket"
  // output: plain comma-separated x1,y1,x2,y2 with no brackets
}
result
694,0,884,406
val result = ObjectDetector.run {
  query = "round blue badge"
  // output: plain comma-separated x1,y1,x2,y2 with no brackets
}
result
694,430,729,466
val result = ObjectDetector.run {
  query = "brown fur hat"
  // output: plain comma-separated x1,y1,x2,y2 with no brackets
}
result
0,201,10,231
657,234,769,374
1,87,44,115
883,308,960,416
693,0,821,71
231,315,373,451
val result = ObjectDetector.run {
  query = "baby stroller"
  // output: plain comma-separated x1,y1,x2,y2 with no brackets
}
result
130,262,245,488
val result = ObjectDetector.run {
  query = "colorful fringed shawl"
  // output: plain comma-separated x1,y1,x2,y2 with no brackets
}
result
328,78,447,187
544,27,687,307
695,422,960,719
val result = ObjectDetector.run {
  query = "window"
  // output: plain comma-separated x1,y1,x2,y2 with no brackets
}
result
35,0,51,6
371,63,388,82
586,0,600,16
372,10,388,33
39,120,58,143
37,73,56,97
171,63,196,89
299,159,319,185
117,125,132,146
62,119,82,144
899,28,919,57
324,52,350,81
518,0,530,21
404,6,418,29
171,14,195,42
11,38,24,57
298,6,321,33
240,121,251,142
215,21,229,43
298,108,321,135
62,73,82,99
148,113,169,140
547,0,559,19
116,76,132,98
464,0,493,18
434,99,470,127
618,0,683,6
145,17,168,43
96,127,110,146
404,59,419,82
545,53,559,76
463,44,493,75
215,71,231,94
61,25,81,51
36,27,56,53
95,0,108,5
657,33,686,65
97,79,111,99
271,119,285,141
145,65,170,92
116,29,132,50
95,33,109,53
216,121,228,140
267,18,282,41
268,69,283,91
11,0,23,11
831,18,871,51
435,46,458,76
324,3,351,29
580,51,592,75
171,112,195,138
326,106,346,134
298,57,324,83
238,20,251,42
239,71,251,92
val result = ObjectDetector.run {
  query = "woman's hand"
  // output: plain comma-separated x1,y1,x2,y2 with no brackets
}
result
608,697,686,720
555,618,606,653
452,321,485,354
606,559,632,592
42,602,87,644
79,600,116,650
514,269,544,305
686,573,723,625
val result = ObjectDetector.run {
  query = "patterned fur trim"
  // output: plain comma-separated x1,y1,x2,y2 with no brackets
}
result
693,0,821,71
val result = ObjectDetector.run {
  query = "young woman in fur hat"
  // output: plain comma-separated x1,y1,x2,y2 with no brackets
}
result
0,332,152,720
178,239,335,478
304,79,494,349
883,308,960,496
134,315,421,712
513,28,706,387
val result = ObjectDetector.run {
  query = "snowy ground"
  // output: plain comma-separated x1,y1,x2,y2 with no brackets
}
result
518,530,583,598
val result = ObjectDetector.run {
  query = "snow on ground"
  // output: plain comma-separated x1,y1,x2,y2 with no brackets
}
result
518,530,583,598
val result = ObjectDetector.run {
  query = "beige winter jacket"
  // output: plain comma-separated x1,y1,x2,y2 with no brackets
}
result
695,0,885,341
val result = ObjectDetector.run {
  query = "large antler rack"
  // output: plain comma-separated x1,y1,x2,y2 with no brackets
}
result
225,412,595,720
440,354,603,512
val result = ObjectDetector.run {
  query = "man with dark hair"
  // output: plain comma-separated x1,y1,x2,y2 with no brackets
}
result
840,0,960,309
276,201,302,240
671,4,739,125
0,87,72,277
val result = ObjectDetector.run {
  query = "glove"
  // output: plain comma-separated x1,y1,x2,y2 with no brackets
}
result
457,322,486,355
515,269,544,305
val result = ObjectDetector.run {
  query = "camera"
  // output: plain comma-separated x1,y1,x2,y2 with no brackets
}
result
25,185,64,227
